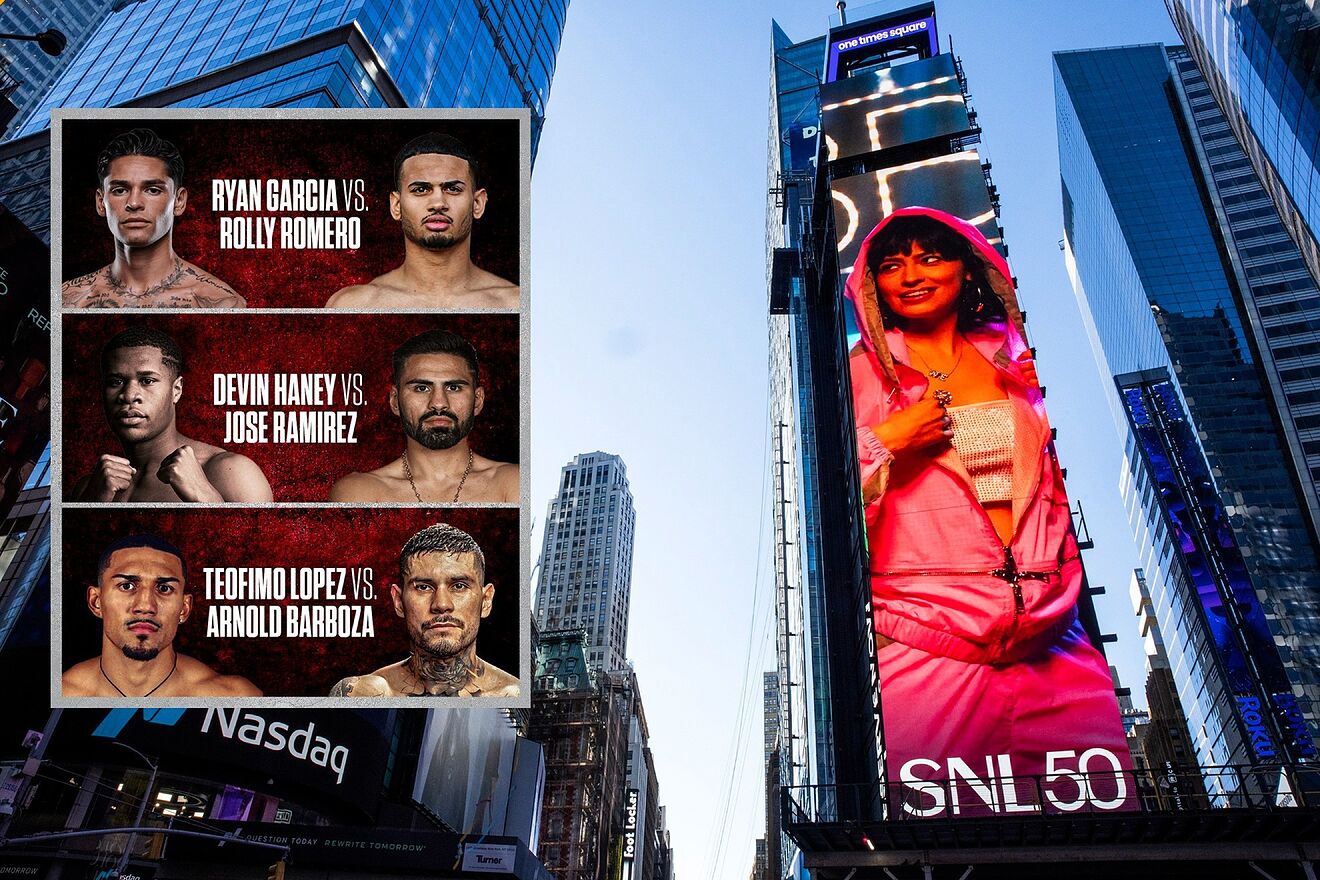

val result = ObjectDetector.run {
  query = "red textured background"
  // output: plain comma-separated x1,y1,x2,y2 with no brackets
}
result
60,508,521,697
62,313,520,500
59,118,521,308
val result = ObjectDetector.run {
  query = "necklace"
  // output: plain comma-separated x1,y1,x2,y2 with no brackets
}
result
100,651,177,697
907,337,966,382
402,447,473,503
105,258,186,301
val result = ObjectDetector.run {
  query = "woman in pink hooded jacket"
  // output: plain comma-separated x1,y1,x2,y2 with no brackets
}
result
848,207,1136,817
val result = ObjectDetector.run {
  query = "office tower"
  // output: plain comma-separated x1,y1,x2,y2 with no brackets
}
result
0,0,116,127
1055,43,1320,778
0,0,569,239
759,671,783,880
766,18,832,823
1166,1,1320,284
533,452,636,674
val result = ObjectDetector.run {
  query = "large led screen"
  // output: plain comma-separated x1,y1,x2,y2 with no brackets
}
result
820,53,973,163
1121,377,1317,764
830,167,1137,818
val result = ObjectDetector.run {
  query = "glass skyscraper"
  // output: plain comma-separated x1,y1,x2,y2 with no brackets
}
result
1055,44,1320,782
1166,1,1320,289
765,18,833,829
533,452,637,674
0,0,117,125
0,0,568,239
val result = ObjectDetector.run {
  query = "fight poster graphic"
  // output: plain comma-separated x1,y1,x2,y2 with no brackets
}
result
56,113,523,309
60,314,518,502
50,110,531,708
58,508,520,699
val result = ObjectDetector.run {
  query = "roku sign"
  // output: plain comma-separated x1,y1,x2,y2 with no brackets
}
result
898,749,1129,817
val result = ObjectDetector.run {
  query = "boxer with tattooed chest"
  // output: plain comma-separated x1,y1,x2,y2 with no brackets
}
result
329,523,518,697
62,128,244,309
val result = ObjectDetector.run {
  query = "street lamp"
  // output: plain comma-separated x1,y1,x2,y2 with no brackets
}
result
110,742,159,880
0,29,67,57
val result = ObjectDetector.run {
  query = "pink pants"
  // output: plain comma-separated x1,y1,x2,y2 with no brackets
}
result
877,621,1139,817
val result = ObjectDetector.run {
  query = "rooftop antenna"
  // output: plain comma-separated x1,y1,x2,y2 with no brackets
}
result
837,0,847,25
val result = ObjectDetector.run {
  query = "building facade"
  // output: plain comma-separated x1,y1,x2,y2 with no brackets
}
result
765,21,837,834
530,630,635,880
1055,43,1320,780
1165,0,1320,285
0,0,568,239
1127,570,1210,809
533,452,637,674
0,0,116,127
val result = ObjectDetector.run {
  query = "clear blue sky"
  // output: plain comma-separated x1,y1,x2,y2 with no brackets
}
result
530,2,1180,877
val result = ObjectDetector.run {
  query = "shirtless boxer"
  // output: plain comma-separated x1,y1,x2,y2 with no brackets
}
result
71,327,272,502
62,128,243,309
329,523,518,697
329,329,517,503
325,132,517,310
62,534,262,697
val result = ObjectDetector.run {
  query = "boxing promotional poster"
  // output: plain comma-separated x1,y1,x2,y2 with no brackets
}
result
57,114,522,309
50,110,531,707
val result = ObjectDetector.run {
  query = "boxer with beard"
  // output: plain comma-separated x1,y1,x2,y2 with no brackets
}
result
329,330,518,503
329,523,518,697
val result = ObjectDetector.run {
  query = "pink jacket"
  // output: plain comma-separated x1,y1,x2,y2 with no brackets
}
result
847,207,1083,665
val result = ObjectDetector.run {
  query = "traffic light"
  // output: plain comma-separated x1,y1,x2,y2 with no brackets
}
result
265,860,287,880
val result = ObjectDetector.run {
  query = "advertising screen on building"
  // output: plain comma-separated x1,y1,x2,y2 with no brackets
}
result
48,706,392,817
1121,375,1318,765
826,107,1138,818
826,4,939,82
0,211,51,523
820,53,972,164
830,152,1000,310
50,111,531,708
411,707,545,845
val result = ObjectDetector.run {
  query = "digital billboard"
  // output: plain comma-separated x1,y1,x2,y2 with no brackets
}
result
1121,375,1318,765
48,706,393,817
50,111,531,707
0,210,51,522
824,89,1136,819
830,151,1000,309
826,5,939,82
820,53,973,163
411,707,545,846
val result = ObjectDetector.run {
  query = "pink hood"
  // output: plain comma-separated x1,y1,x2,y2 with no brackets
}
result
844,206,1028,386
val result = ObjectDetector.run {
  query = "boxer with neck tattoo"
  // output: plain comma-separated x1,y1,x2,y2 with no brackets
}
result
329,523,518,697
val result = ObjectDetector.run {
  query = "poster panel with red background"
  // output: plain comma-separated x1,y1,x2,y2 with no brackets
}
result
51,110,530,708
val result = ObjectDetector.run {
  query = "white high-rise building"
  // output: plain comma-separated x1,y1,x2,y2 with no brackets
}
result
534,452,636,673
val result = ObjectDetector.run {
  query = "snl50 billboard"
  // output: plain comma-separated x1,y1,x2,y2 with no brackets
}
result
821,50,1137,818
